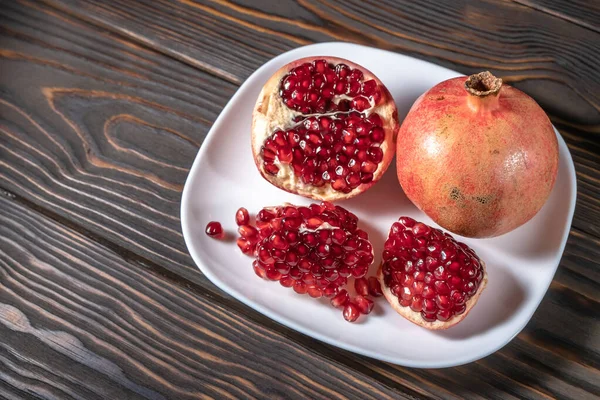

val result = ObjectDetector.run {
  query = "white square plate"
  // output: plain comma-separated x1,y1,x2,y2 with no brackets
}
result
181,42,576,368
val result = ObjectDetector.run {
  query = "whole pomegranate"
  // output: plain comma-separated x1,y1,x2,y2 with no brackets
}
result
379,216,487,329
252,57,399,201
396,71,559,238
235,201,382,322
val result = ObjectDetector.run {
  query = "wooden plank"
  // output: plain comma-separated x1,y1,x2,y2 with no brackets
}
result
0,0,234,284
0,195,418,400
511,0,600,34
39,0,600,238
44,0,600,125
1,1,599,398
1,194,599,399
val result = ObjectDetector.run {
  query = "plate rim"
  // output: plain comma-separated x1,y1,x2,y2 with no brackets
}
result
180,41,578,368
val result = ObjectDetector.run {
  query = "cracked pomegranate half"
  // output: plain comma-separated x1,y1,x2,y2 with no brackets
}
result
235,201,378,322
378,216,487,329
252,57,399,201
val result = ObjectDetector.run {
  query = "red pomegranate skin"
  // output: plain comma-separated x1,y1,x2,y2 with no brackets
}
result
397,73,559,238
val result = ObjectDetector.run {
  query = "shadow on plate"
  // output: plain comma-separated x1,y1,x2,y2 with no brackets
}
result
341,160,417,217
434,266,526,340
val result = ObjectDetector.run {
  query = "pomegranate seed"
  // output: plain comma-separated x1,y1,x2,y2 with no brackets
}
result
238,224,258,239
235,208,249,226
367,277,383,297
351,96,370,111
264,162,279,175
266,269,283,281
253,261,268,279
410,296,423,312
331,289,349,308
205,221,224,239
236,237,254,255
323,284,338,297
343,302,360,322
280,275,294,287
355,295,374,314
354,277,369,296
294,280,307,294
307,285,322,298
361,79,377,96
380,217,484,323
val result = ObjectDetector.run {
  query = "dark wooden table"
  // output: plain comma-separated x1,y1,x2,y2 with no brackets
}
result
0,1,598,399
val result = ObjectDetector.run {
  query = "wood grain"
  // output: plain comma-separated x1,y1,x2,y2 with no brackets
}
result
0,195,417,400
1,191,599,399
44,0,600,123
0,0,232,285
40,0,600,238
1,0,599,399
512,0,600,33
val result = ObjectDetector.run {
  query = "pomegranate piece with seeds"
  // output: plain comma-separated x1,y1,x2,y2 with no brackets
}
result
252,57,399,201
205,221,224,239
378,216,487,329
235,201,377,322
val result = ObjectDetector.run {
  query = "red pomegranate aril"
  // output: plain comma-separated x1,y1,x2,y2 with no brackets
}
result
266,269,283,281
253,261,267,279
331,289,349,308
280,275,294,287
307,285,322,298
235,208,250,226
205,221,224,239
294,281,308,294
323,284,338,297
355,295,374,314
421,311,437,322
351,264,368,278
275,262,291,275
361,161,377,173
410,296,423,312
436,309,452,321
454,304,466,315
380,217,485,325
290,267,303,280
264,163,279,175
343,302,360,322
360,173,373,184
239,224,258,239
368,277,383,297
237,237,254,255
367,147,384,163
354,277,369,296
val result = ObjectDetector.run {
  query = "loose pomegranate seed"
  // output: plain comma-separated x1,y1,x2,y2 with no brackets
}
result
354,277,369,296
343,302,360,322
259,59,388,194
381,217,484,323
331,289,349,308
367,277,383,297
235,207,249,226
354,295,374,315
235,202,375,323
205,221,224,239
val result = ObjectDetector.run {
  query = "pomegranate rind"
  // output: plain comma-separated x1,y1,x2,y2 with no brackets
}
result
377,261,487,330
396,74,558,238
252,56,399,201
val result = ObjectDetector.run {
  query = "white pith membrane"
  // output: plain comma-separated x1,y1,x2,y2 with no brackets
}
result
378,219,488,330
252,58,398,201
